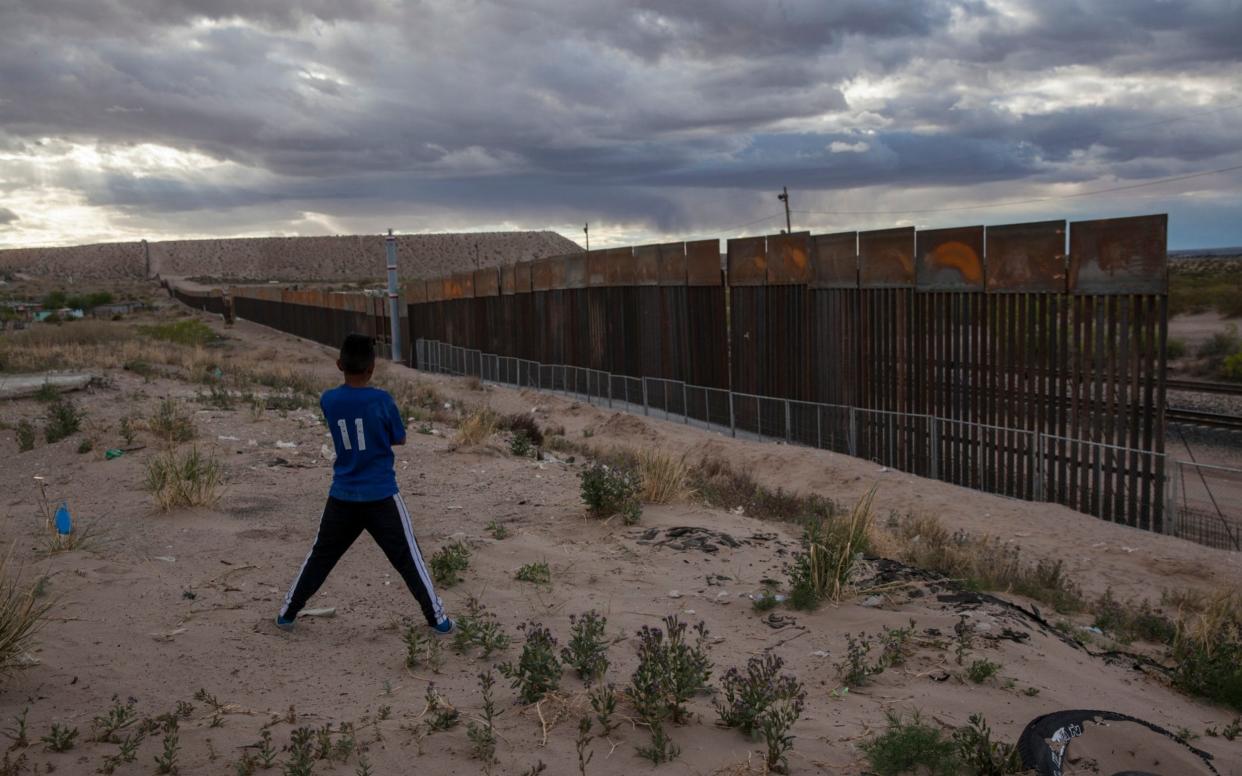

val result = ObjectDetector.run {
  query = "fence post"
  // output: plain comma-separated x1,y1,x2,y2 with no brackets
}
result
849,408,857,457
608,374,613,408
664,382,670,421
817,405,823,449
1164,460,1178,537
729,391,736,438
1032,432,1043,501
642,379,649,416
682,384,689,424
785,400,792,443
930,418,940,481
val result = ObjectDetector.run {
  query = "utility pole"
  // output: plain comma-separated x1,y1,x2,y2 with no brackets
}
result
385,229,402,363
777,186,791,233
583,223,590,252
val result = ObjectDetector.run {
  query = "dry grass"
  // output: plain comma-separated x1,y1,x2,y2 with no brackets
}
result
636,450,693,504
145,446,224,511
453,407,498,448
0,550,53,680
884,513,1084,614
789,486,877,608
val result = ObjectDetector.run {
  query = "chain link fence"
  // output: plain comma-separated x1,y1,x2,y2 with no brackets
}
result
416,338,1241,552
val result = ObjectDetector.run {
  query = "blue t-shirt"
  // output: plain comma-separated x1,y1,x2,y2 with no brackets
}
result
321,385,405,501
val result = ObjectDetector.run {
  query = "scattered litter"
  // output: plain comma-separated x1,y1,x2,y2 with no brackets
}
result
275,441,298,449
730,506,745,516
668,590,682,599
860,595,884,608
811,650,830,658
636,526,742,554
248,439,258,446
880,466,890,473
153,556,176,563
320,444,335,461
151,627,187,642
1082,625,1104,635
104,448,124,460
218,435,240,442
301,607,336,618
683,609,696,615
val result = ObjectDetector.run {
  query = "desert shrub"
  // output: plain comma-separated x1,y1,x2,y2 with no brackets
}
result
499,413,544,447
44,399,82,443
1198,325,1241,359
430,541,470,587
560,611,610,681
787,487,875,610
629,615,712,726
1222,352,1242,382
139,319,220,347
149,399,196,444
1171,591,1242,711
861,711,958,776
40,723,78,753
454,408,498,447
486,520,510,540
579,464,641,524
716,652,802,737
33,382,60,402
1092,589,1176,645
636,450,692,504
424,684,460,731
15,420,35,452
451,597,511,657
499,622,562,703
144,446,223,511
515,561,551,585
836,632,883,686
466,670,497,764
509,430,533,457
952,713,1024,775
752,589,780,611
0,554,54,680
965,658,1001,684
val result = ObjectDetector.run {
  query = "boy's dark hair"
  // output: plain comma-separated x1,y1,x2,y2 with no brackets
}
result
339,333,376,375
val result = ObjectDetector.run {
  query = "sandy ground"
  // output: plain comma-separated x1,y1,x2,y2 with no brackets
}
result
1,311,1241,775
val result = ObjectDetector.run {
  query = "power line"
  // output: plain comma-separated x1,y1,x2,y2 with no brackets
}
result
790,162,1242,217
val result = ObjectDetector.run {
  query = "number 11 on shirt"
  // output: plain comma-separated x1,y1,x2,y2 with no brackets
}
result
336,418,366,451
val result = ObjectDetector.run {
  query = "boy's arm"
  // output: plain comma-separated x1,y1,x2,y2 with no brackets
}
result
387,395,407,446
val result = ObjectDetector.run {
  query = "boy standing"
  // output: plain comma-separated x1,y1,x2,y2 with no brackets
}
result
277,333,452,634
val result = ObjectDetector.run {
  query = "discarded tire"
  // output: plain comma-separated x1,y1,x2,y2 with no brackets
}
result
1017,710,1219,776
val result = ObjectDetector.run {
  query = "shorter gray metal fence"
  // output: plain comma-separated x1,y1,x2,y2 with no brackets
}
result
415,338,1241,552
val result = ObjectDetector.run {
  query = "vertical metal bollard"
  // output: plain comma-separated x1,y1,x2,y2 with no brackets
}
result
642,379,649,416
664,382,670,421
817,405,823,449
682,384,689,424
849,408,857,457
930,418,940,481
608,374,613,408
785,400,792,443
1033,432,1044,502
728,391,736,437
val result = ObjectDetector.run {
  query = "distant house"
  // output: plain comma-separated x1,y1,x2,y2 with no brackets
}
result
91,302,145,317
34,308,85,322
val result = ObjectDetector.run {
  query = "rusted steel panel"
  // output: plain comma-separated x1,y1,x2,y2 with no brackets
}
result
531,258,555,291
685,239,722,286
916,225,984,291
474,267,500,297
766,232,812,285
633,244,661,286
500,264,516,295
405,280,427,304
586,250,609,287
443,276,462,300
1068,214,1167,294
727,236,767,286
986,219,1067,293
859,227,915,287
547,256,568,290
514,261,533,293
811,232,857,288
459,271,476,298
658,242,687,286
564,253,588,289
605,248,638,286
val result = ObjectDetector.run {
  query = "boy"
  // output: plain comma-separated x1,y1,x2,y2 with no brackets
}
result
276,333,453,634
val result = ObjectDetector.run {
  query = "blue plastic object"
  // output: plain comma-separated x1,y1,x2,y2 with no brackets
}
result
54,501,72,535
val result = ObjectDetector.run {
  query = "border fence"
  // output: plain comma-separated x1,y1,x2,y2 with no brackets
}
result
159,212,1242,551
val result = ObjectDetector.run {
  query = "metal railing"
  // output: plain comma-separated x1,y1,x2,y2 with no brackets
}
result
411,338,1240,552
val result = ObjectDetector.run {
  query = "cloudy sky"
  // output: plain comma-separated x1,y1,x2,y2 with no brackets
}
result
1,0,1240,250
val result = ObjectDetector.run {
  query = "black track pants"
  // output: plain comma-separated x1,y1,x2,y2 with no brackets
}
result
280,494,445,626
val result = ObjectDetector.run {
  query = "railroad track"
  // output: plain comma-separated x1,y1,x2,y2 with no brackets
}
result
1165,378,1242,396
1168,406,1242,431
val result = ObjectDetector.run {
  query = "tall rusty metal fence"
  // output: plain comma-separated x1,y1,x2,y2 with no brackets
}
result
405,214,1170,535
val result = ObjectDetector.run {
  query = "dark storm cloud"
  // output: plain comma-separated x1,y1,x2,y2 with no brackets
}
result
0,0,1240,244
0,207,18,226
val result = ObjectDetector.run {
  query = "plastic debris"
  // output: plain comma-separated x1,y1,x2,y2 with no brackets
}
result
320,444,336,461
104,448,124,460
54,501,72,535
218,435,240,441
275,441,297,449
301,607,336,618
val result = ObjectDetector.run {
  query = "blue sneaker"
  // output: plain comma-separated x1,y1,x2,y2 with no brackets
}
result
431,618,455,635
275,615,296,632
